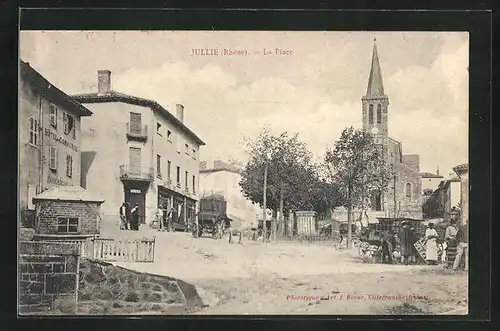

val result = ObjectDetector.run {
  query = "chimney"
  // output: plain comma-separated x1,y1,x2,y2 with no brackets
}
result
176,104,184,123
97,70,111,94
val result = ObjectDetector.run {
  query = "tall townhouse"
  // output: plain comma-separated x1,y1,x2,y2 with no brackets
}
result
19,60,93,221
72,70,205,227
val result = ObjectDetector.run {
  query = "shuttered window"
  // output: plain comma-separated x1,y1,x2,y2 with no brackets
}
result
66,154,73,178
167,161,171,181
49,104,57,128
49,147,57,170
192,175,196,193
129,112,142,134
29,117,38,146
156,154,162,178
176,166,180,186
185,171,188,189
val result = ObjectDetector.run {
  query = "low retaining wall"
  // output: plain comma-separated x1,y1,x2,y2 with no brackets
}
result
78,258,206,314
19,241,80,315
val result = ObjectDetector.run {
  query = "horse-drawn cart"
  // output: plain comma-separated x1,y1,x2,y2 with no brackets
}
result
192,194,228,239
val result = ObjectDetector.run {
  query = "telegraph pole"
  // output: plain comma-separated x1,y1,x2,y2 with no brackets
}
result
262,162,268,241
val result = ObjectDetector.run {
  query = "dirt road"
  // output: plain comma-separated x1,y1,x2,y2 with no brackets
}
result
112,230,468,315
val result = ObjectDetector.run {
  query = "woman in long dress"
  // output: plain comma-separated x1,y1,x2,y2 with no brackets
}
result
425,222,439,264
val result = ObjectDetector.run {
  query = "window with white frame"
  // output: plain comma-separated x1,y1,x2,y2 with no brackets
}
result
66,154,73,178
156,123,162,136
185,143,189,155
167,130,172,141
192,148,196,159
49,147,57,171
49,104,57,128
57,217,79,234
29,117,39,146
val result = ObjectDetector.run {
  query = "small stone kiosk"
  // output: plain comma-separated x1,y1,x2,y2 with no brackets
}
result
32,186,105,246
295,211,317,236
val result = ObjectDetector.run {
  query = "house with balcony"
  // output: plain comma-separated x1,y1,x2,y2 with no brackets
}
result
73,70,205,227
19,60,93,226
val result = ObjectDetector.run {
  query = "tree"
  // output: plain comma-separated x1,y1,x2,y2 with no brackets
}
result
239,129,334,225
324,127,392,248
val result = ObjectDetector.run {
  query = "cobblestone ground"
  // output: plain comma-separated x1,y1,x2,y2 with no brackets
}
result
111,228,468,315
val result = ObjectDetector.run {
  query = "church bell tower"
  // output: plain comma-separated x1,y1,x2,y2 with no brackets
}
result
362,39,389,147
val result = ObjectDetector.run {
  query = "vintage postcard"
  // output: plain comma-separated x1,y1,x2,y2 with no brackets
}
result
19,30,469,316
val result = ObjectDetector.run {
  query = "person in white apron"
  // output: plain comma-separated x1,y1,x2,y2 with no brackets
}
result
425,222,439,264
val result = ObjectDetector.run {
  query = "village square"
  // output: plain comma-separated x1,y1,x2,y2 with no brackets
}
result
18,31,469,316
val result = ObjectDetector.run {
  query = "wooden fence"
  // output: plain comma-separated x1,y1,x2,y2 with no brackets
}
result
38,237,156,263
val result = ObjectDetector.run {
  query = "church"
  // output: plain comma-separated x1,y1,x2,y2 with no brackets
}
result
362,40,422,219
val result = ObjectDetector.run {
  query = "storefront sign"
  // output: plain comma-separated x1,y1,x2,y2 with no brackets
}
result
44,128,78,152
130,189,142,194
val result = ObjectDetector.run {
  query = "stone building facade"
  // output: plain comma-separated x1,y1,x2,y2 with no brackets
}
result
72,70,205,228
19,61,93,218
361,41,422,219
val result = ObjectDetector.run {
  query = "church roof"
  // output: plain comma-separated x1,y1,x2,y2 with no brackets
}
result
366,40,386,98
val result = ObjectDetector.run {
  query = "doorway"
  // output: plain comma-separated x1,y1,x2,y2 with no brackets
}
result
124,184,147,224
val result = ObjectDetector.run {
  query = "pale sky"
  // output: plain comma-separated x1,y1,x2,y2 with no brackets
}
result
20,31,468,177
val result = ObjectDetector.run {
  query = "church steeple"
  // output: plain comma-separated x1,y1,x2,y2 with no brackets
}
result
366,39,385,98
362,38,390,141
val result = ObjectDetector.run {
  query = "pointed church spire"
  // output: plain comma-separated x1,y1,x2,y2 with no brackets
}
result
366,39,385,97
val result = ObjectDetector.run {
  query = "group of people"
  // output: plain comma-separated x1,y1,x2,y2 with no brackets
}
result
380,219,468,270
155,205,174,231
119,202,141,231
380,221,418,265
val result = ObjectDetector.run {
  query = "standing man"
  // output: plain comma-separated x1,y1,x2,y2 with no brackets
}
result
119,202,127,230
381,230,396,264
445,218,459,267
425,222,439,265
156,205,164,231
453,221,468,271
125,202,131,230
399,222,416,265
131,203,140,231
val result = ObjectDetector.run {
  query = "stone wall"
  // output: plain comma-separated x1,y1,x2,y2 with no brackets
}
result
19,241,80,315
35,200,100,235
78,258,206,314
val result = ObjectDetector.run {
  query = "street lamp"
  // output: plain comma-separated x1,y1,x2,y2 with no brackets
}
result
262,151,272,242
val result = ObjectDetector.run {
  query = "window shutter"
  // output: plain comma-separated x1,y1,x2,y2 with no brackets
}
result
49,147,57,170
63,112,69,134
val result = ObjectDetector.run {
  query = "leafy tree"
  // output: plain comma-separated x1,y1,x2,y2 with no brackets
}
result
324,127,392,248
239,129,340,235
